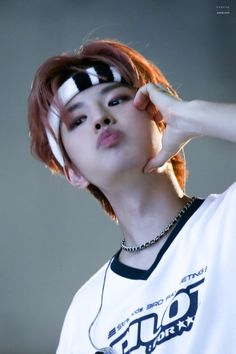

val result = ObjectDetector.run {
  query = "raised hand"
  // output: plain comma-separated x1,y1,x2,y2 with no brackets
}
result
133,83,196,173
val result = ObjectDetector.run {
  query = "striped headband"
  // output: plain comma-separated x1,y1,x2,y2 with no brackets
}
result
46,64,127,167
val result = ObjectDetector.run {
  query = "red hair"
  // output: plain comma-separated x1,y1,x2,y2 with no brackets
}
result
28,39,187,219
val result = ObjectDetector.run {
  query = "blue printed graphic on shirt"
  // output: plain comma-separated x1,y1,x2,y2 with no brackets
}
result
108,269,206,353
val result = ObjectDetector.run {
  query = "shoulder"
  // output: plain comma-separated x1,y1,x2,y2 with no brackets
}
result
181,182,236,236
66,259,111,320
64,259,110,319
72,260,110,303
56,259,111,354
184,182,236,245
201,181,236,212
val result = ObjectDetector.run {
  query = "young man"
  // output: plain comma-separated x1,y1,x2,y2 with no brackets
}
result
28,39,236,354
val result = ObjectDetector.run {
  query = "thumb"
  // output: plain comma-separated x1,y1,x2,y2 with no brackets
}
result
144,148,173,173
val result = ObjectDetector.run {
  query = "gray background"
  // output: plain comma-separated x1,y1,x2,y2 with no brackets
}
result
0,0,235,353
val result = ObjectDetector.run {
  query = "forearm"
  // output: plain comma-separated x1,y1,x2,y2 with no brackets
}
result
184,100,236,143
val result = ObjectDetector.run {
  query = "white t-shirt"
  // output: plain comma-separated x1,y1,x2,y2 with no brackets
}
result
57,182,236,354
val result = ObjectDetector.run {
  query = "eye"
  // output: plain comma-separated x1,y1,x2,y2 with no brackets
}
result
69,116,87,130
108,95,130,107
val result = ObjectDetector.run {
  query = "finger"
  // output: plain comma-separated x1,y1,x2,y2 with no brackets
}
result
134,83,175,112
137,98,164,123
146,101,156,115
155,83,178,97
144,149,173,173
153,110,163,123
133,90,150,110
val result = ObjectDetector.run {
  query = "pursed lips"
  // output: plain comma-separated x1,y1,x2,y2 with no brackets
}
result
96,128,122,149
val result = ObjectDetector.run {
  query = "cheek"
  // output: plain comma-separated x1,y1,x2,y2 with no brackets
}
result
61,129,89,168
125,107,162,150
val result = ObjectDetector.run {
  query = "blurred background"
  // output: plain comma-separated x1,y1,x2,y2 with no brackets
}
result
0,0,235,353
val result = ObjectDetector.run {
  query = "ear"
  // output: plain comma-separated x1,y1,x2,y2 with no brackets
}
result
64,166,89,189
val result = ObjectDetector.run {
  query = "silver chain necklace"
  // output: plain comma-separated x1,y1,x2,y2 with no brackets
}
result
88,197,195,353
121,197,196,252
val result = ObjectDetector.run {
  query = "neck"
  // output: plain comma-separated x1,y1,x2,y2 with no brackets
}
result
102,169,187,248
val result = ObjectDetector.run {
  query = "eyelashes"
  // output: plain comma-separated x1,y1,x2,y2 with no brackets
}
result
108,94,131,107
68,94,133,130
68,115,87,130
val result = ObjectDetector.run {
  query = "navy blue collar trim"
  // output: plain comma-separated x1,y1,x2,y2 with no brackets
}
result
111,198,204,280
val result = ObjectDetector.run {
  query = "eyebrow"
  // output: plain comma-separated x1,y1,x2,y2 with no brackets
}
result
67,82,128,113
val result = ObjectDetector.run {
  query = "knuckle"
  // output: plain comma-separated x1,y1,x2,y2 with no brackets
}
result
146,83,155,89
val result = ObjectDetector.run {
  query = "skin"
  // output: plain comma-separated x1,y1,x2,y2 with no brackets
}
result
134,83,236,171
60,82,188,269
60,82,236,270
61,83,163,189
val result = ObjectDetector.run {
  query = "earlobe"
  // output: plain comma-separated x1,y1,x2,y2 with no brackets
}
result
64,166,89,189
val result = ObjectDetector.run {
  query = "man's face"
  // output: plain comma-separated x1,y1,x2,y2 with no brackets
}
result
60,82,162,189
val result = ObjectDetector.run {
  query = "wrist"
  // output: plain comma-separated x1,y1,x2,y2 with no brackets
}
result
181,100,205,138
171,100,203,139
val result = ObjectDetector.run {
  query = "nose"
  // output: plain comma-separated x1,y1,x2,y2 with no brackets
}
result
91,102,116,131
95,117,113,130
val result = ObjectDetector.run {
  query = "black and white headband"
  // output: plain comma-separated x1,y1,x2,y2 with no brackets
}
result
46,63,127,167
